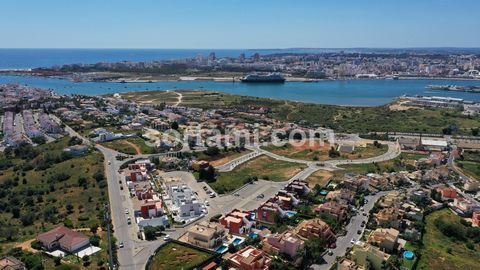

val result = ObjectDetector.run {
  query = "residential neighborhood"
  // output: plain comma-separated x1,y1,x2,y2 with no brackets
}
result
0,77,479,270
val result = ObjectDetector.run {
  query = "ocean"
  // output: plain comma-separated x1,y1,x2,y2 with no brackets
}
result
0,48,297,69
1,75,479,106
0,48,479,106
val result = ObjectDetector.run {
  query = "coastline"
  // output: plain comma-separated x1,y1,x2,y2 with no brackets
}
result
1,70,479,83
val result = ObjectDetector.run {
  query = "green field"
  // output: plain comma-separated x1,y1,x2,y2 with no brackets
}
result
119,90,480,136
102,137,155,155
193,148,251,167
262,142,388,161
210,155,306,194
147,242,212,270
456,152,480,180
416,209,480,270
336,152,428,175
0,137,109,268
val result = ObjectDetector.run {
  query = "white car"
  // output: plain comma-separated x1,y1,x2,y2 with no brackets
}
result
108,160,111,165
125,208,129,215
205,200,210,206
163,235,171,241
350,238,356,244
119,242,124,248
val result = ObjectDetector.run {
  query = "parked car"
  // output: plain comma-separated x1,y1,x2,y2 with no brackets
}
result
163,235,171,241
125,208,129,215
119,242,124,248
209,193,216,198
357,230,362,234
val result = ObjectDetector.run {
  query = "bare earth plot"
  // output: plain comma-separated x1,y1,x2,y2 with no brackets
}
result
211,155,306,194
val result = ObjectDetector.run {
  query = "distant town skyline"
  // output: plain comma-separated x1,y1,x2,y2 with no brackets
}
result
1,0,479,49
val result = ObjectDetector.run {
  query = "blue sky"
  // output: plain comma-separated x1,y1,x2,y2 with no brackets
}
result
1,0,479,48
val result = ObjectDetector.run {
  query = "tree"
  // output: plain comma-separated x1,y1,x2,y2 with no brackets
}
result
90,235,101,246
204,146,220,156
66,203,74,214
170,121,179,130
328,147,340,158
303,237,326,266
11,207,21,218
199,165,216,182
228,243,237,253
90,225,99,234
20,211,36,226
93,171,105,182
78,177,88,188
0,225,17,241
54,256,62,266
143,226,158,240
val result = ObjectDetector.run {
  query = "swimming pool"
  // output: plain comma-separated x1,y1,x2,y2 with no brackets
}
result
249,232,258,239
319,190,328,196
215,245,228,254
403,250,415,260
285,211,297,218
230,236,245,246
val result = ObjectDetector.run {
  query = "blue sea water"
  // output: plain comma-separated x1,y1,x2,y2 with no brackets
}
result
0,75,479,106
0,48,292,69
0,49,479,106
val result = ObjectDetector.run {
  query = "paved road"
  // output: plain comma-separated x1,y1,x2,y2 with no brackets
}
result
60,123,401,270
216,150,263,172
61,123,162,270
246,140,401,170
312,191,391,270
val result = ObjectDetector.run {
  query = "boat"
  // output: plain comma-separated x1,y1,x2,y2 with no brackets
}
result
426,84,480,92
241,72,286,83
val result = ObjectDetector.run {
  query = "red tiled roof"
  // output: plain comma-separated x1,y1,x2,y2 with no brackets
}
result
37,226,89,250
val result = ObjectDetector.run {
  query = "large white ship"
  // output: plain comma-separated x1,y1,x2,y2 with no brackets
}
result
241,72,286,83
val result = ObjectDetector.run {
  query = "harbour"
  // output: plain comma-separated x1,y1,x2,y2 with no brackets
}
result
1,74,480,106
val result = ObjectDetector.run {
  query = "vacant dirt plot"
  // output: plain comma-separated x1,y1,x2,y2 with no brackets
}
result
263,140,331,161
307,170,334,187
211,155,306,194
263,141,388,161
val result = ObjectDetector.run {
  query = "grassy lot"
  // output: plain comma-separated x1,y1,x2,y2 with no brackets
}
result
119,90,480,135
193,149,251,167
0,137,109,268
102,137,155,155
336,152,428,175
456,152,480,180
416,209,480,270
400,241,419,270
306,170,333,187
147,242,212,270
262,142,388,161
211,155,306,194
121,90,180,105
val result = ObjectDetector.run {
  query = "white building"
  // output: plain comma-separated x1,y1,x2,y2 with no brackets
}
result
166,184,203,219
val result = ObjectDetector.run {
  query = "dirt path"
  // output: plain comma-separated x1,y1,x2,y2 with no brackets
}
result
173,91,183,106
167,90,183,106
122,140,142,155
15,239,39,253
